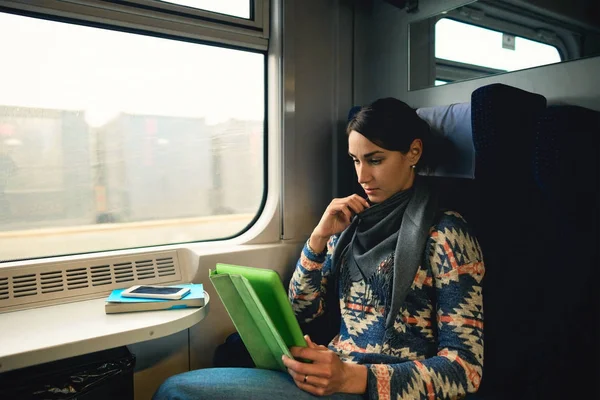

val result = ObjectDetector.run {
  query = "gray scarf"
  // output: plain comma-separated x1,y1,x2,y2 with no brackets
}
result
331,177,438,328
346,188,412,282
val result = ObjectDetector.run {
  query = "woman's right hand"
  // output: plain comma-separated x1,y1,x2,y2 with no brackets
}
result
309,195,369,253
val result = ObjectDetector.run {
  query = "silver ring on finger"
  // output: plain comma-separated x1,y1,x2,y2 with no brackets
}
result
303,374,308,384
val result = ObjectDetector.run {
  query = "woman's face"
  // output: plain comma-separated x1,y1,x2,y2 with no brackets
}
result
348,130,422,203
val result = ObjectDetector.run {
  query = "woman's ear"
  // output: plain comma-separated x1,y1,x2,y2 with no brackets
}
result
408,139,423,165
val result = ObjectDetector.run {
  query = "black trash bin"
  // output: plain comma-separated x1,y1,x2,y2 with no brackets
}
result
0,346,135,400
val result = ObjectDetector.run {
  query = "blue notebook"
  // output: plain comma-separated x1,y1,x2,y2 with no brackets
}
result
105,283,204,314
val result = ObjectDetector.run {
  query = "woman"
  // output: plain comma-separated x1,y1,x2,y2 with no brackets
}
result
153,98,484,399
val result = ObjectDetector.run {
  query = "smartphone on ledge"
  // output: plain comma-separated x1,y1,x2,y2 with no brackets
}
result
121,285,191,300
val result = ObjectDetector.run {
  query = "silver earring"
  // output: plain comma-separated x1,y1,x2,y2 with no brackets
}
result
411,165,416,169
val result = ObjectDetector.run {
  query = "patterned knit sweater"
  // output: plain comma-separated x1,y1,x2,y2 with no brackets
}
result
289,211,484,400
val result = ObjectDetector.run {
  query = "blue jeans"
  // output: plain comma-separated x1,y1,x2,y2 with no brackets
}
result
152,368,365,400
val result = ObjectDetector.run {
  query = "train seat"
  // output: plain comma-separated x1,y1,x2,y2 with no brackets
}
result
529,104,600,399
415,101,480,232
412,86,599,400
469,83,547,399
416,84,561,399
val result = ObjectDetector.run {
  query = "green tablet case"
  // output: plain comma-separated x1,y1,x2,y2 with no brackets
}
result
209,263,307,371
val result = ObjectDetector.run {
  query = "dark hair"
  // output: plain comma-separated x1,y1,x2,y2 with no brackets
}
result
347,97,437,173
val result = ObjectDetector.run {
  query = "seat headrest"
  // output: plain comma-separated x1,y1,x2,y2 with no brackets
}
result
416,102,474,179
471,83,547,179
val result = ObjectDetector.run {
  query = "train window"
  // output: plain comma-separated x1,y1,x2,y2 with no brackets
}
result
158,0,251,19
0,12,265,261
435,18,561,72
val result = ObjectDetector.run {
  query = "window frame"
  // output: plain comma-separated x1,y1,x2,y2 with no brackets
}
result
113,0,266,29
435,58,506,84
0,0,269,51
438,9,567,61
433,16,564,83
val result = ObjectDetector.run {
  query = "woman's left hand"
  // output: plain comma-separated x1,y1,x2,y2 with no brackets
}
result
282,335,367,396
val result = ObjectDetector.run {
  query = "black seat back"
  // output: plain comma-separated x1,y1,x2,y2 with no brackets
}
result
531,105,600,399
470,83,547,397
